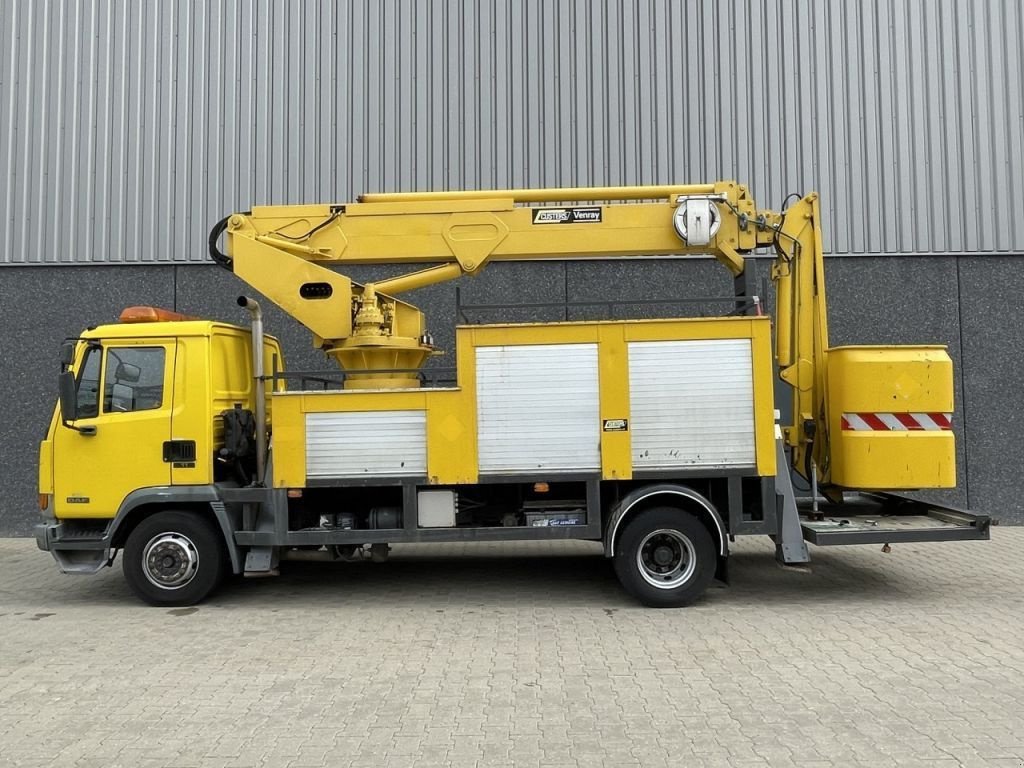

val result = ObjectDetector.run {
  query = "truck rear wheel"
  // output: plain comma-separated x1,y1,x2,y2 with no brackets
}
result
123,511,225,606
613,507,716,608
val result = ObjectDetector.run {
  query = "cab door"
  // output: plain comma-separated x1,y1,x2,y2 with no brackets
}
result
53,341,176,520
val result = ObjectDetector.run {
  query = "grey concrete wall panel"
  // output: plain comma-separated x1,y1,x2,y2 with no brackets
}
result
453,261,568,326
565,259,736,321
3,0,1023,265
956,257,1024,524
0,267,175,536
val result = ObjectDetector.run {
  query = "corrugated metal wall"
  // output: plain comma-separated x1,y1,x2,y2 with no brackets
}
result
2,0,1022,264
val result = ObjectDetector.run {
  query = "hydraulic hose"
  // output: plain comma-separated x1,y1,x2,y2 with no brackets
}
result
208,215,234,271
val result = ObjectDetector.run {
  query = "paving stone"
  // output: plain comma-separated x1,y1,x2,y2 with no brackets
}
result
1,533,1022,767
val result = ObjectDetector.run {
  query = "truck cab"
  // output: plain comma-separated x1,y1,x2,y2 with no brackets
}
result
37,308,281,576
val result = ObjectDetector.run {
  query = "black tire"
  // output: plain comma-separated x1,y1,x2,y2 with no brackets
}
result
122,511,225,606
613,506,717,608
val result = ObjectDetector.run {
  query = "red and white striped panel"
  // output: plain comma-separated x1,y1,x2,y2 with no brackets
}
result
841,412,952,431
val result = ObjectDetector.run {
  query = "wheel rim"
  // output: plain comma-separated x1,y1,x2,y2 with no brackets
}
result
142,533,199,590
636,528,697,589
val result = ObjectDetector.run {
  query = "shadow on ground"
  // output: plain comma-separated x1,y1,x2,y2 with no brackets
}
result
5,536,984,612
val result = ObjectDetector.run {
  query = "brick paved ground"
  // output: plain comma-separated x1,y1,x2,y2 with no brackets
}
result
0,532,1022,768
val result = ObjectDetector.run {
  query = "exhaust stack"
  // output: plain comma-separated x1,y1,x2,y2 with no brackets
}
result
237,296,267,485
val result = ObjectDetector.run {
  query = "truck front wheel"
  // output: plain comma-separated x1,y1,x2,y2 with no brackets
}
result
123,511,225,606
613,507,716,608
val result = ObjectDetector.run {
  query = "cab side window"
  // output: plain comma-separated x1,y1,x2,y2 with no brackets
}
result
76,346,102,419
103,347,166,413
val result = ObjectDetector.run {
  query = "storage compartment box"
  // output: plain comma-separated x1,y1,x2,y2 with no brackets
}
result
418,490,457,527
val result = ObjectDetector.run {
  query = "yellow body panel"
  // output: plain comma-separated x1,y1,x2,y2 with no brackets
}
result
597,325,632,479
827,346,955,488
271,316,778,487
269,395,307,487
169,335,211,487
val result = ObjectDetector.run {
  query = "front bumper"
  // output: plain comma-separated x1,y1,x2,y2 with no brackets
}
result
34,522,113,574
35,522,52,551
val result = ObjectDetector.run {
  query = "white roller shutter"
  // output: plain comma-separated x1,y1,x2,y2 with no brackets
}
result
628,339,756,469
477,344,600,473
306,410,427,478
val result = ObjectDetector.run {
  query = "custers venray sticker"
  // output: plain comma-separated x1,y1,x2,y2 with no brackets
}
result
531,206,603,224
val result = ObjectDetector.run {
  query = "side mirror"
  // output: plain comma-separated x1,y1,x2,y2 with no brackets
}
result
59,341,75,367
114,362,141,383
58,371,78,421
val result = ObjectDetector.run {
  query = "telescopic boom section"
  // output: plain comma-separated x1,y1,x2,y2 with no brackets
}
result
211,181,829,460
768,193,832,478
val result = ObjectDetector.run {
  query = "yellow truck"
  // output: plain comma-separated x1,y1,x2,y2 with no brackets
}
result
36,183,990,607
